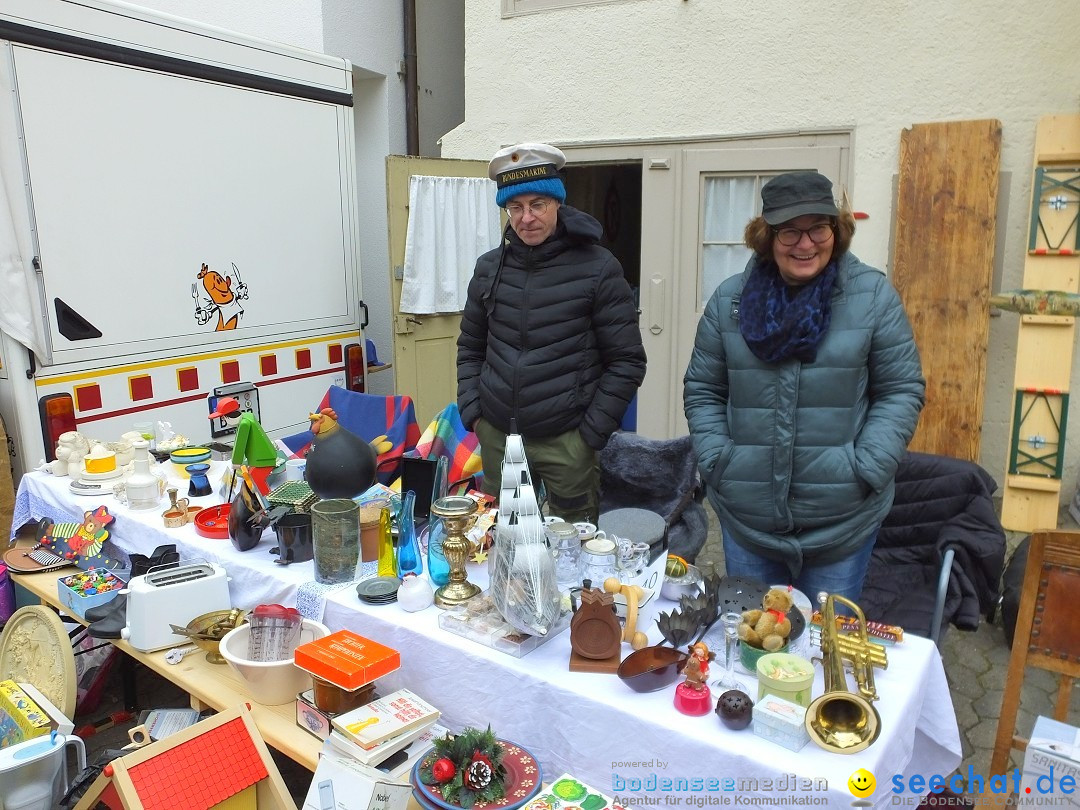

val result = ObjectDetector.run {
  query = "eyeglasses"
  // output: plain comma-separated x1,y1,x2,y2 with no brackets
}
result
505,198,555,219
773,222,834,246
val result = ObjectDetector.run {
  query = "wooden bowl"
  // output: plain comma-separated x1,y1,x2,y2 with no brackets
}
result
617,645,689,692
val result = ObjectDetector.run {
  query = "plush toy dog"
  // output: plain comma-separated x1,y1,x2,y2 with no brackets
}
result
738,588,795,651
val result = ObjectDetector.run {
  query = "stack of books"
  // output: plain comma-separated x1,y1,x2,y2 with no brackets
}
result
327,688,442,774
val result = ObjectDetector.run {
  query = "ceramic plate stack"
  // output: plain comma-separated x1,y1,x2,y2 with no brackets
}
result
356,576,400,605
69,466,124,496
410,740,542,810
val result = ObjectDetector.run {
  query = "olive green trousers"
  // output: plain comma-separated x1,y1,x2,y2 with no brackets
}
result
474,417,599,524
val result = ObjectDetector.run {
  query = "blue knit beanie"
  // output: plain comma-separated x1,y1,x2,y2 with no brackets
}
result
489,143,567,208
495,177,566,208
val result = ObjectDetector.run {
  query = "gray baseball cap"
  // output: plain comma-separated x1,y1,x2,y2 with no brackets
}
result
761,172,839,225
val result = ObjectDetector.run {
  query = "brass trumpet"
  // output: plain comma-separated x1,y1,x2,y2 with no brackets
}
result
804,593,888,754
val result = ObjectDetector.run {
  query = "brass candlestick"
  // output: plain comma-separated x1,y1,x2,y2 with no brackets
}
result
431,495,480,608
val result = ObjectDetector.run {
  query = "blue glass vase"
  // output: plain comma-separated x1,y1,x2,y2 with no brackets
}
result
396,490,422,578
426,518,450,586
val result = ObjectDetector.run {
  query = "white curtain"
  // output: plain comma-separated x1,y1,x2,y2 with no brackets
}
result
400,175,502,314
0,57,49,362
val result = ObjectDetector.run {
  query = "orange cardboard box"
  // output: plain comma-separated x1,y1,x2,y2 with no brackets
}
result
293,630,400,690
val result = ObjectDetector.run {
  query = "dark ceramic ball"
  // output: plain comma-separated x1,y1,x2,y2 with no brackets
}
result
716,689,754,730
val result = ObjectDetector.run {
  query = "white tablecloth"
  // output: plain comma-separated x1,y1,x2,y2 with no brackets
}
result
13,468,321,609
12,469,961,808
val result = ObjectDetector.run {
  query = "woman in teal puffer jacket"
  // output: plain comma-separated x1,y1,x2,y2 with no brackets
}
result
683,172,924,601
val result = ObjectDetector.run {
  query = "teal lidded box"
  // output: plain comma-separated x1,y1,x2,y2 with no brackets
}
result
57,568,126,620
752,694,810,752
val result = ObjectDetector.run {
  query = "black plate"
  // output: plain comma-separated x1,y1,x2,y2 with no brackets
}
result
710,576,805,641
356,576,400,599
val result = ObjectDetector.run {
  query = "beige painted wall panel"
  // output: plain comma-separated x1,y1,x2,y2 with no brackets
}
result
445,0,1080,501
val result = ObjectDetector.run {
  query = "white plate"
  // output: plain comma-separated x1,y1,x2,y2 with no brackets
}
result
69,479,116,496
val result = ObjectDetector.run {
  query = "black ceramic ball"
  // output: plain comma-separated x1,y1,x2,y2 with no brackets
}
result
716,689,754,730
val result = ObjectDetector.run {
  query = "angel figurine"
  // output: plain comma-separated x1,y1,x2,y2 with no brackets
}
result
682,642,716,691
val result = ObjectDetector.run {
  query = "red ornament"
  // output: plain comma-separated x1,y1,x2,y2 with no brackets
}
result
432,757,456,784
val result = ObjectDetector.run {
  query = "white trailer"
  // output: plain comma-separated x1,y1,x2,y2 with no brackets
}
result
0,0,367,478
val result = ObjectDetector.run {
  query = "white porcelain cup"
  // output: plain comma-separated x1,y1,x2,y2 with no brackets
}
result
285,459,307,481
574,522,605,542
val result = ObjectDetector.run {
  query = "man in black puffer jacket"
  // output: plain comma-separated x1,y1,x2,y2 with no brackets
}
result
457,143,646,522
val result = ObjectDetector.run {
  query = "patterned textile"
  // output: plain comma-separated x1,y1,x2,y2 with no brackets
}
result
408,403,484,492
738,259,838,364
279,388,421,484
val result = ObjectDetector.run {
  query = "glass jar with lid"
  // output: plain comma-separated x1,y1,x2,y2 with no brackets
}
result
545,521,581,588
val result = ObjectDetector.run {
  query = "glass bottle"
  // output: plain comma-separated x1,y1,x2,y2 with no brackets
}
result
425,456,452,586
396,490,422,578
377,505,396,578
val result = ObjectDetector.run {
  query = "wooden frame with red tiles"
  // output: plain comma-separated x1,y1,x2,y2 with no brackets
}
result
73,704,294,810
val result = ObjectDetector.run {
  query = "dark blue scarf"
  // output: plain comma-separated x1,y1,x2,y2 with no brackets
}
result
738,260,838,364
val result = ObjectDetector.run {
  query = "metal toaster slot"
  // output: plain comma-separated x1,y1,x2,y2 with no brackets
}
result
144,565,212,587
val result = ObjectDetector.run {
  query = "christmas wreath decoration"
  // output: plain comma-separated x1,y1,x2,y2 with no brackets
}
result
418,726,506,808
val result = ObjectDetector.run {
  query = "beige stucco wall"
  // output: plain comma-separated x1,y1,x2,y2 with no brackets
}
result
442,0,1080,501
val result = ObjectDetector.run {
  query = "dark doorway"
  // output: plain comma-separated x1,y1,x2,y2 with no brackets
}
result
563,162,643,293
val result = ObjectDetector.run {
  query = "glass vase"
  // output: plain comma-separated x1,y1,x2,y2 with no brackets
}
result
310,498,360,584
396,490,422,578
377,505,396,578
426,518,451,587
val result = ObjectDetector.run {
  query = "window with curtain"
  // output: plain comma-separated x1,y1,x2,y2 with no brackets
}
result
700,174,777,307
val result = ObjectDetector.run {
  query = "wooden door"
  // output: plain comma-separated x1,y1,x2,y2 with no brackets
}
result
891,119,1001,461
385,156,490,425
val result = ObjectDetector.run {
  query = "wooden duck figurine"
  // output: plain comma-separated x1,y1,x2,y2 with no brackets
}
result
304,407,378,499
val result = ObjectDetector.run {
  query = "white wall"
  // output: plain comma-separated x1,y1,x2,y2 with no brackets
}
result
134,0,408,397
442,0,1080,499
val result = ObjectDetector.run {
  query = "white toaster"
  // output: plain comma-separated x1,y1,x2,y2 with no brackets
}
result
120,561,231,652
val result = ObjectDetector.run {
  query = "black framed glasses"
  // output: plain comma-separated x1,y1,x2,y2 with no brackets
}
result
773,222,834,246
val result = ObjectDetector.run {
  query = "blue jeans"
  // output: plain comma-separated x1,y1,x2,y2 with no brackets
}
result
721,526,878,605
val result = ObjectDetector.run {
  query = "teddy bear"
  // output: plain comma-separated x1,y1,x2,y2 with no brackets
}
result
737,587,795,651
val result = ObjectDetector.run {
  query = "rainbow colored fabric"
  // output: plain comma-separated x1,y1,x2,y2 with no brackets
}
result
407,402,483,492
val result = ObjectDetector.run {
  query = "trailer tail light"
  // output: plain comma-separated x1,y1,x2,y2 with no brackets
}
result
38,393,76,461
344,342,365,392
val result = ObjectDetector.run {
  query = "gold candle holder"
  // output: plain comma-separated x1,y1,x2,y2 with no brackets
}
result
431,495,480,608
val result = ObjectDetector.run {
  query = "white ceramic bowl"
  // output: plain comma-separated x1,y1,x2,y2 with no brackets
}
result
219,618,329,705
660,563,702,601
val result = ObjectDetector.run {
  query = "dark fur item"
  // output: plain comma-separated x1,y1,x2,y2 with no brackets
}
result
598,432,708,562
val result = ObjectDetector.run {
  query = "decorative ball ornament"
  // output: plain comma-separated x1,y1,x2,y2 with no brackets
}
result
432,757,456,784
716,689,754,730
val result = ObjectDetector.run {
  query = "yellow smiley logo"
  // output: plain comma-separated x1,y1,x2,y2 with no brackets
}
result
848,769,876,798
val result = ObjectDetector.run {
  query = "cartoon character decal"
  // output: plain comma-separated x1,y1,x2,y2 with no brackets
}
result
192,262,249,330
39,506,115,561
